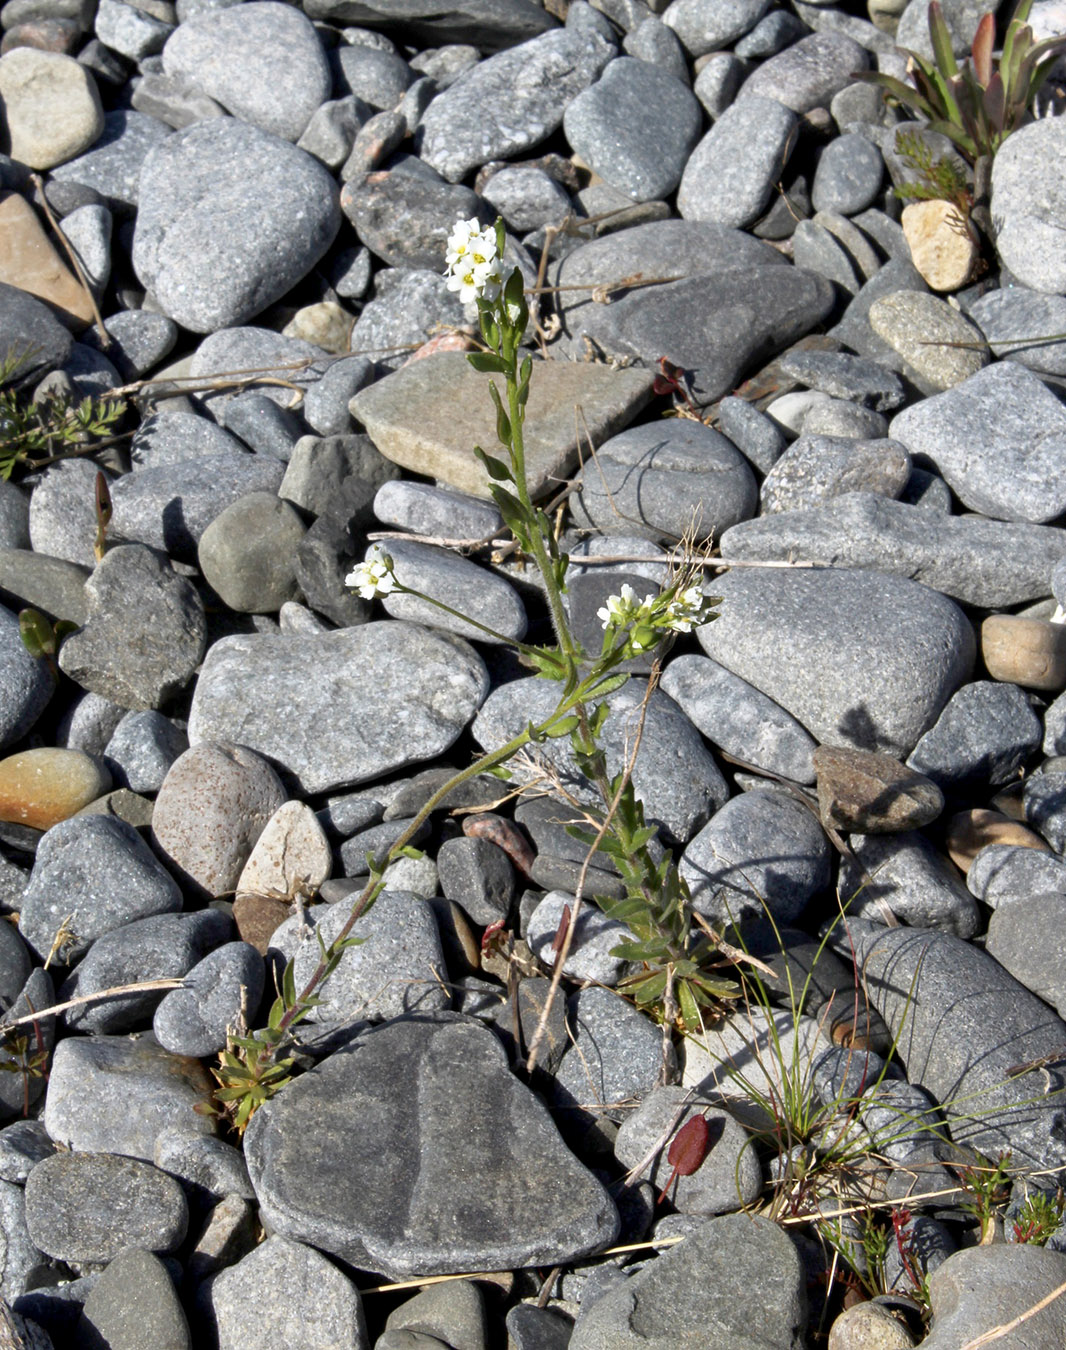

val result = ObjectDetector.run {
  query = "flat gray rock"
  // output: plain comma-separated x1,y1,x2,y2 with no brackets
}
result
737,30,869,111
986,892,1066,1020
760,437,910,515
340,168,482,270
161,1,330,141
696,566,974,757
663,0,771,55
661,654,818,784
371,539,527,644
677,96,797,228
304,0,555,50
720,492,1066,609
418,28,615,181
967,286,1066,377
837,830,979,937
920,1245,1066,1350
967,844,1066,910
0,603,52,752
553,985,670,1122
823,918,1066,1169
472,676,728,846
244,1016,619,1278
526,890,634,986
889,361,1066,524
132,118,340,332
990,116,1066,294
189,621,488,794
563,57,701,203
51,109,172,208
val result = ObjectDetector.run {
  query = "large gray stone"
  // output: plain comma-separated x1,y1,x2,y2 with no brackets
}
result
303,0,556,51
990,116,1066,294
696,566,974,757
370,539,527,644
132,118,340,332
737,30,869,111
188,622,489,793
760,437,911,516
77,1248,191,1350
0,603,52,751
678,96,797,228
919,1242,1066,1349
244,1017,619,1278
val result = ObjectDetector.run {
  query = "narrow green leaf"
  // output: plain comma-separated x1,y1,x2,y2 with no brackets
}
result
928,1,959,77
472,445,513,481
467,351,509,374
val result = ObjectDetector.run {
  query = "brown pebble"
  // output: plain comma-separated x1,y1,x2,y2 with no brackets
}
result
945,808,1050,873
814,745,943,834
463,812,535,879
233,894,292,956
0,747,111,830
982,615,1066,691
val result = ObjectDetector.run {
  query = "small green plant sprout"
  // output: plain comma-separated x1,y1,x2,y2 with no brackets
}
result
858,0,1066,165
955,1149,1014,1242
18,609,78,682
892,127,974,216
204,216,735,1133
1011,1187,1066,1244
0,350,125,482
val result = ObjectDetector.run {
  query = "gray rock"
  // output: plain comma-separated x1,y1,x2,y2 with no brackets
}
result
332,41,413,110
968,286,1066,377
775,348,906,411
677,96,797,229
990,116,1066,294
662,0,771,55
735,8,808,57
614,1087,761,1213
281,432,400,527
90,309,176,380
27,457,100,568
418,28,615,182
339,167,482,270
473,676,728,847
153,1127,254,1204
95,0,173,59
570,417,757,544
44,1031,216,1161
554,985,670,1122
564,57,702,202
967,844,1066,909
692,51,746,118
348,268,467,370
920,1243,1066,1350
104,709,188,794
0,968,54,1120
738,30,869,111
661,654,818,784
0,1179,47,1304
569,1213,806,1349
716,396,786,474
680,788,831,925
760,436,910,514
383,1280,484,1350
869,289,988,393
56,689,126,755
57,544,206,711
838,830,979,937
161,1,331,141
823,918,1066,1168
51,109,172,209
25,1152,188,1264
437,836,514,926
906,681,1042,793
302,356,375,436
623,16,689,80
797,400,890,439
0,603,53,751
197,492,306,614
891,361,1066,524
206,1235,367,1350
110,451,286,558
60,908,233,1035
77,1247,191,1350
132,118,340,333
129,410,247,469
131,68,229,130
151,742,286,898
720,493,1066,608
790,218,864,295
0,282,73,390
526,890,634,986
1024,771,1066,851
245,1016,619,1278
19,814,182,962
0,481,30,551
858,1078,946,1164
811,131,884,215
189,326,329,416
373,481,502,542
217,393,304,461
986,891,1066,1019
370,539,527,645
297,94,366,170
0,1122,54,1186
153,940,265,1055
830,256,930,368
188,622,488,794
480,165,570,233
269,891,449,1027
57,202,112,297
696,566,974,757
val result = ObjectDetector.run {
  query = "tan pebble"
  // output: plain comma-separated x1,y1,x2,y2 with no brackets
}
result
0,747,110,830
281,301,353,355
945,808,1050,872
814,745,943,833
982,615,1066,691
0,47,103,170
233,894,292,955
828,1300,917,1349
0,192,95,329
235,800,331,903
902,199,979,292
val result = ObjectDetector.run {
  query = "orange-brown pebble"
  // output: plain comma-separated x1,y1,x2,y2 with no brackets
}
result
945,808,1051,873
0,747,111,830
462,811,535,878
233,893,292,956
981,615,1066,691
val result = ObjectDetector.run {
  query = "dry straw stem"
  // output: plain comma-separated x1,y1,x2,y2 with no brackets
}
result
29,172,108,349
958,1277,1066,1348
0,977,185,1029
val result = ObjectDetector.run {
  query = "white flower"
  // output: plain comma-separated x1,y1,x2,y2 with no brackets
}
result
346,556,396,600
663,584,705,633
444,218,502,303
597,583,644,629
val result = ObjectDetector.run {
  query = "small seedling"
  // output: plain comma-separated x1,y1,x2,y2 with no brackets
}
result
1012,1188,1065,1245
955,1150,1013,1242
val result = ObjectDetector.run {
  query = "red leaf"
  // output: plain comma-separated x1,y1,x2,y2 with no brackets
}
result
550,903,571,955
657,1113,711,1204
480,918,506,955
972,11,995,87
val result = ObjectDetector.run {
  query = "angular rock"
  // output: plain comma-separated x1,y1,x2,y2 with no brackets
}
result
189,623,488,794
907,681,1042,793
245,1016,619,1278
813,746,943,833
77,1248,191,1350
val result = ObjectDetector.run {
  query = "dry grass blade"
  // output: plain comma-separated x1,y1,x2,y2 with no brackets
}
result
0,977,186,1030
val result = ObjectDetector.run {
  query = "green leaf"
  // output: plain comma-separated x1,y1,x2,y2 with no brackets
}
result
517,355,532,405
472,445,513,482
282,958,296,1009
586,672,629,700
525,646,569,680
610,938,672,962
928,1,959,78
628,970,669,1005
677,978,701,1029
18,609,54,661
487,380,511,446
544,714,581,738
479,308,500,351
467,351,509,374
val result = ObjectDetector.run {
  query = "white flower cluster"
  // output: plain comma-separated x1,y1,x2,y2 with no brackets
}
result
597,582,710,653
444,218,502,304
346,555,396,600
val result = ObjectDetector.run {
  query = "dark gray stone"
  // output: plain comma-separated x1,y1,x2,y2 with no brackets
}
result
19,814,182,962
0,1179,47,1304
437,836,514,926
696,566,974,757
161,1,331,141
823,918,1066,1169
132,118,341,333
338,816,431,875
104,709,188,794
553,985,670,1122
526,890,633,986
349,268,467,370
0,282,73,389
332,41,413,109
340,167,482,270
735,7,808,57
188,622,488,794
473,677,728,847
677,96,797,228
217,393,304,461
570,417,757,544
830,256,929,368
26,1152,187,1265
858,1079,946,1164
716,395,786,475
0,968,54,1119
563,57,701,203
967,844,1066,910
986,892,1066,1019
720,493,1066,609
60,908,234,1034
811,131,883,216
838,830,979,937
920,1245,1066,1350
776,349,906,411
889,362,1066,524
760,437,910,514
418,28,615,182
294,516,370,627
51,109,172,209
1024,771,1066,852
77,1247,190,1350
569,1213,806,1349
197,492,306,614
57,544,206,711
372,539,528,644
791,218,864,294
382,1279,485,1349
129,410,247,469
968,287,1066,377
480,164,570,233
281,432,400,527
907,681,1042,793
661,653,818,784
303,356,376,436
153,940,265,1055
244,1016,619,1278
153,1127,254,1204
680,788,831,925
0,603,53,751
0,1122,54,1186
0,482,30,551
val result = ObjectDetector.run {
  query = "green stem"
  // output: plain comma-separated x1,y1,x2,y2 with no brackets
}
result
391,583,562,669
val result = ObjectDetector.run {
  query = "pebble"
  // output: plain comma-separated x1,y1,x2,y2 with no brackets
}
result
77,1247,191,1350
868,289,988,392
197,491,306,614
50,108,173,209
526,890,634,986
370,538,528,644
0,747,110,830
813,745,943,833
153,940,264,1055
0,47,103,169
981,614,1066,690
901,199,978,292
760,435,910,514
677,96,797,229
906,680,1042,793
838,829,980,936
967,286,1066,376
990,116,1066,294
553,984,671,1122
0,191,96,329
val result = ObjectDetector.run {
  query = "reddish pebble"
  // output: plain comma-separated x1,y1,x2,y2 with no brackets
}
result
463,811,535,879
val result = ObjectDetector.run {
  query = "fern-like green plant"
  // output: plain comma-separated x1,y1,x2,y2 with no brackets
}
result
0,348,125,481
